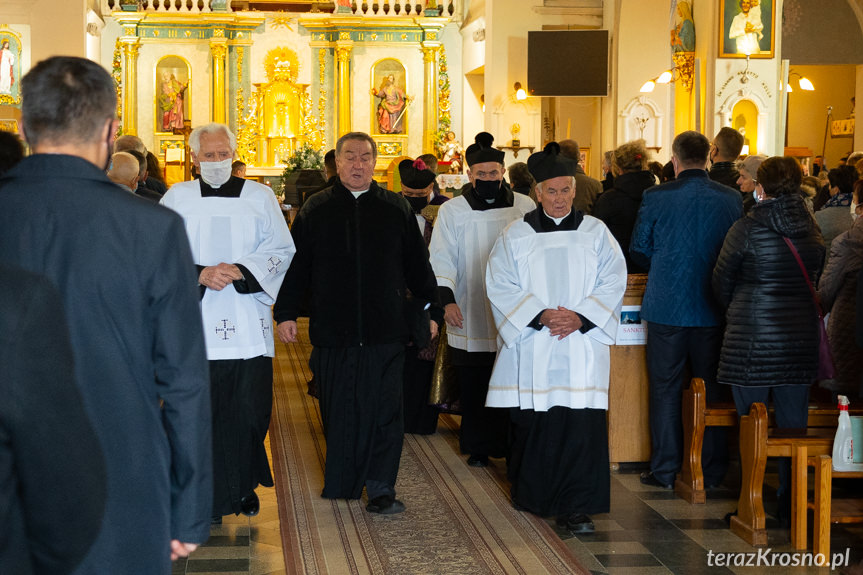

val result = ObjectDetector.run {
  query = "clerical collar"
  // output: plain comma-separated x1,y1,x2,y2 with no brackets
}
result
523,206,583,233
350,189,370,199
543,208,571,225
200,175,245,198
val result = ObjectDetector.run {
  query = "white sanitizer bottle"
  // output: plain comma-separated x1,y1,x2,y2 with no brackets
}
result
833,395,855,472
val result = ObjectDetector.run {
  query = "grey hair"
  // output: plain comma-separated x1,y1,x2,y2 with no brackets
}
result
189,123,237,155
336,132,378,162
536,175,576,193
737,154,767,179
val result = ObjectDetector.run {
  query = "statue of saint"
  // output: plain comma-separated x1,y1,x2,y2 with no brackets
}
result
371,74,409,134
439,131,463,173
159,72,187,132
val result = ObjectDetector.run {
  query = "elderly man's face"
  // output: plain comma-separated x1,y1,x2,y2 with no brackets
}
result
192,131,233,169
336,138,376,192
538,175,575,218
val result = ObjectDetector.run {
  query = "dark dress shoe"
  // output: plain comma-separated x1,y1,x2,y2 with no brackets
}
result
211,515,223,525
366,495,406,515
467,454,489,467
640,471,672,489
240,492,260,517
724,510,737,526
556,513,595,533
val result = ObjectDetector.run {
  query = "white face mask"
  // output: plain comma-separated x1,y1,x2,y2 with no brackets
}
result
199,158,233,187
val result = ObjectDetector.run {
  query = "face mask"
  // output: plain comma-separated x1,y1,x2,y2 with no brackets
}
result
752,190,759,203
103,129,114,172
405,195,429,213
474,178,501,200
199,158,233,187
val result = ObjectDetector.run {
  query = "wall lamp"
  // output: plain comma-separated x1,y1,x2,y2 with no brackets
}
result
639,70,674,93
513,81,527,101
782,71,815,93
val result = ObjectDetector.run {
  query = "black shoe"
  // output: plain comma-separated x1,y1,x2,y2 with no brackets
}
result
366,495,406,515
556,513,595,533
724,510,737,526
240,492,260,517
467,454,489,467
640,471,673,489
211,515,223,525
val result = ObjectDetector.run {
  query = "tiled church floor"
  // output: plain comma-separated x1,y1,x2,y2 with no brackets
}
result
171,450,863,575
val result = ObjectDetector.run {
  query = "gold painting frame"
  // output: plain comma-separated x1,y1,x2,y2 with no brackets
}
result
719,0,775,58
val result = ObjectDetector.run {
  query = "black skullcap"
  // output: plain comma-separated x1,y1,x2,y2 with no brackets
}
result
464,132,505,166
527,142,575,183
399,158,437,189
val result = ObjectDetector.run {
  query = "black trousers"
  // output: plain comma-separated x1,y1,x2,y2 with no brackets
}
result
456,364,509,458
731,385,810,504
313,343,405,500
210,356,274,516
646,322,728,486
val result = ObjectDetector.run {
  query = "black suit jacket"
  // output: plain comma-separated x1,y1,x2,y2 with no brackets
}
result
0,266,106,575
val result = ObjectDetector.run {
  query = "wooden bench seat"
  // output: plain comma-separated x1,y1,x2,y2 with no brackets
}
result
730,402,836,546
792,452,863,556
675,378,860,504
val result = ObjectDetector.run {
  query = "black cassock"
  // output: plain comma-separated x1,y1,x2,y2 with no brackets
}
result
0,155,212,574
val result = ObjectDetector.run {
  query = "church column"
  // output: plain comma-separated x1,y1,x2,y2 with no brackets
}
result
210,36,229,124
421,43,440,155
120,37,140,135
335,39,353,138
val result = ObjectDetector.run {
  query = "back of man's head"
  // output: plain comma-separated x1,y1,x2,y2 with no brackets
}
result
418,153,439,174
21,56,116,149
323,149,337,179
712,127,744,162
126,149,147,181
115,134,146,155
107,152,140,188
558,139,580,161
672,131,711,169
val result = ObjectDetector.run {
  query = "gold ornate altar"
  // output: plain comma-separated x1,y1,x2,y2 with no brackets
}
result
237,48,319,168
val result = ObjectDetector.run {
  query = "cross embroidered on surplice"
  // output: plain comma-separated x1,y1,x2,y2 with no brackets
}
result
215,319,236,340
267,256,281,273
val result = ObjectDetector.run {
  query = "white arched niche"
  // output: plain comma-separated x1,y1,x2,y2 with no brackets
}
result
715,87,770,157
619,96,664,148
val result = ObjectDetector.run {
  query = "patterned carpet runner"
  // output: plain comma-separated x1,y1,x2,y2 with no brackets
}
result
270,320,588,574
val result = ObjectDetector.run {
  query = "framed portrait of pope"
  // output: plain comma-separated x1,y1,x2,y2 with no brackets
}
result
719,0,775,58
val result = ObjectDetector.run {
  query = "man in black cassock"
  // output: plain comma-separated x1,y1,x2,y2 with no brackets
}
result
484,143,627,533
161,123,295,522
0,56,211,573
274,132,439,514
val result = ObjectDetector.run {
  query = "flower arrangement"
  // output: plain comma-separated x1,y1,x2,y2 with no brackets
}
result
277,142,324,199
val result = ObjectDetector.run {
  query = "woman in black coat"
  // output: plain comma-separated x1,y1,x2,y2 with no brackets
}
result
712,156,825,524
592,139,656,273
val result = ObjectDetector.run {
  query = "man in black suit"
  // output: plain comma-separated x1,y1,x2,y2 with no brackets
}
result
0,56,212,574
0,265,106,575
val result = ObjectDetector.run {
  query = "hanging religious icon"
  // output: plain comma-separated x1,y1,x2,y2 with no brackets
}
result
370,59,411,135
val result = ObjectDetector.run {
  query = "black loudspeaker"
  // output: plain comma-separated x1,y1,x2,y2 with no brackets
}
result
527,30,609,97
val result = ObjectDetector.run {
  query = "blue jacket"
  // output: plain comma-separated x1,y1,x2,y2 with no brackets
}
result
630,169,743,327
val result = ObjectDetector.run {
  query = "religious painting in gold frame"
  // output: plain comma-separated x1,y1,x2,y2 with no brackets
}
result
0,28,24,106
719,0,774,59
370,58,409,135
579,147,590,177
155,56,191,135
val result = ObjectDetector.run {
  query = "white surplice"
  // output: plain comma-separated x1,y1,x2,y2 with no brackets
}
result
428,193,535,352
485,215,627,411
161,179,296,360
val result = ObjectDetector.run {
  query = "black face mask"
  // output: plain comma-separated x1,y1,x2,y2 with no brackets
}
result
103,129,114,172
474,178,501,200
405,195,429,213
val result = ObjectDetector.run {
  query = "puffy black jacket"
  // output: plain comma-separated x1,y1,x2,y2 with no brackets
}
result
274,179,439,347
712,193,825,386
592,169,656,273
